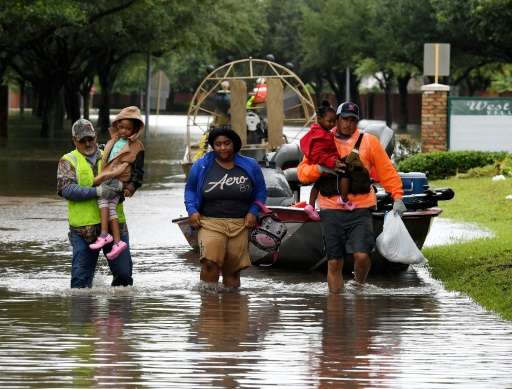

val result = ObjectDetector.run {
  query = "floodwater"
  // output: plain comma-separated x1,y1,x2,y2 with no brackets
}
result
1,115,511,388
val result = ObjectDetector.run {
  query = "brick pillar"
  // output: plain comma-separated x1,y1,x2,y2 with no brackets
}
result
421,83,450,152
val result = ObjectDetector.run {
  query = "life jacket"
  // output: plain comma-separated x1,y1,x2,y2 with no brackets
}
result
344,133,372,194
61,149,126,227
252,82,267,104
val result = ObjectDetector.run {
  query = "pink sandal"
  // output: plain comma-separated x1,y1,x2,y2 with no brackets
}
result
338,197,355,211
304,204,321,221
89,234,113,250
106,241,128,261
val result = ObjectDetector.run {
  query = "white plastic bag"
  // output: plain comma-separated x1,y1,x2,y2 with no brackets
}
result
376,212,426,264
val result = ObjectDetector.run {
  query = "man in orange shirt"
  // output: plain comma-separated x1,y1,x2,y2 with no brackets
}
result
297,102,406,292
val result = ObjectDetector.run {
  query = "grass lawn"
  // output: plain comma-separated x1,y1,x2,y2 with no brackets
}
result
424,176,512,320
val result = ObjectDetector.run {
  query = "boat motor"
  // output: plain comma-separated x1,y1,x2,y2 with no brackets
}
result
376,187,455,211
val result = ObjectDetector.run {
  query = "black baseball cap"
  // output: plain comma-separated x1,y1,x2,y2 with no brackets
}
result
336,101,360,120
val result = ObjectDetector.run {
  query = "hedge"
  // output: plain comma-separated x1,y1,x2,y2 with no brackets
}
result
397,151,509,179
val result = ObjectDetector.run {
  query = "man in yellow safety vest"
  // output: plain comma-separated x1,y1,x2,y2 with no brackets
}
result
57,119,144,288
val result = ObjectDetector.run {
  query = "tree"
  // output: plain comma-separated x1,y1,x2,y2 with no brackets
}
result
5,1,138,136
259,0,304,66
432,0,511,93
433,0,512,62
355,0,440,128
491,64,512,94
301,0,371,105
111,0,267,113
0,1,84,136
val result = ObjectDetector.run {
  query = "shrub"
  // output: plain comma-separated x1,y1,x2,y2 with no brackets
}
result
457,154,512,178
457,164,501,178
393,134,421,164
397,151,509,179
499,154,512,176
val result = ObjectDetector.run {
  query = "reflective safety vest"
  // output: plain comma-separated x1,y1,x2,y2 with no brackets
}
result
61,149,126,227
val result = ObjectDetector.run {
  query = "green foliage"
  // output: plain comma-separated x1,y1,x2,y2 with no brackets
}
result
501,154,512,176
259,0,302,64
491,64,512,94
397,151,508,179
424,176,512,320
456,154,512,178
137,0,266,93
393,134,421,164
457,164,501,178
300,0,370,97
432,0,512,69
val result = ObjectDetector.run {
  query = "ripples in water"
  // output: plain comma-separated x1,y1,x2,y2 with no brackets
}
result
1,244,512,388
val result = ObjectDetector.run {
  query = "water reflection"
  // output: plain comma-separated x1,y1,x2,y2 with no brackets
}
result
68,295,141,387
194,292,257,388
319,293,407,388
0,292,141,387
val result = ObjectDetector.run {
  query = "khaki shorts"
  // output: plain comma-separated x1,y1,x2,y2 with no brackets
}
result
198,217,251,275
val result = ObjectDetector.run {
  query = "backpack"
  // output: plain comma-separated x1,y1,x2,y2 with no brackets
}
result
249,201,287,266
315,133,372,196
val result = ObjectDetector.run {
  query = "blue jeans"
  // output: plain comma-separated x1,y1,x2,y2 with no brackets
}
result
68,225,133,288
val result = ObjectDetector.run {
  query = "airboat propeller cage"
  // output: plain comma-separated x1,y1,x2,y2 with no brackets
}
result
185,58,317,163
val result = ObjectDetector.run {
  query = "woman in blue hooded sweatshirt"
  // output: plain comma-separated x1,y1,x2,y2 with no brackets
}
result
185,127,267,289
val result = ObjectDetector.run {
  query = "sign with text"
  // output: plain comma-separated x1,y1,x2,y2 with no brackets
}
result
449,98,512,151
451,99,512,115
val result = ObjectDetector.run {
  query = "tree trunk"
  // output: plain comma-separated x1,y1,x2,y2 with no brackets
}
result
83,93,90,120
466,79,477,96
80,78,94,120
384,86,392,127
33,89,43,117
334,71,345,104
97,72,111,133
349,73,360,109
0,84,8,138
19,80,25,117
314,75,323,106
166,86,175,111
381,72,393,128
397,75,410,132
52,89,65,136
64,83,81,124
39,85,64,138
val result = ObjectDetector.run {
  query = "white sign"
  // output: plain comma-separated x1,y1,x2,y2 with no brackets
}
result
449,98,512,151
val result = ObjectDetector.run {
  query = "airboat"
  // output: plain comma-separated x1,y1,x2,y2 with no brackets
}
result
173,58,454,273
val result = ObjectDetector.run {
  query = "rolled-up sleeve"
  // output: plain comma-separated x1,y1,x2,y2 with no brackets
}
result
57,159,97,201
297,157,321,184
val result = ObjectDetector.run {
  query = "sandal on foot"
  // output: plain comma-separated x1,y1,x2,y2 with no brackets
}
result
304,204,321,221
106,241,128,261
337,197,356,211
89,234,113,250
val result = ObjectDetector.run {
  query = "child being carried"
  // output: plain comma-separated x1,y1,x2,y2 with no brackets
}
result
300,101,354,218
89,106,145,260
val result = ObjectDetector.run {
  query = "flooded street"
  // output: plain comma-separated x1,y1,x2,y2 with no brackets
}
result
1,116,512,388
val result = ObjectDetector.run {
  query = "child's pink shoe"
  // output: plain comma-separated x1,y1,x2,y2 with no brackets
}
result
106,241,128,261
89,234,113,250
338,197,355,211
304,204,321,221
